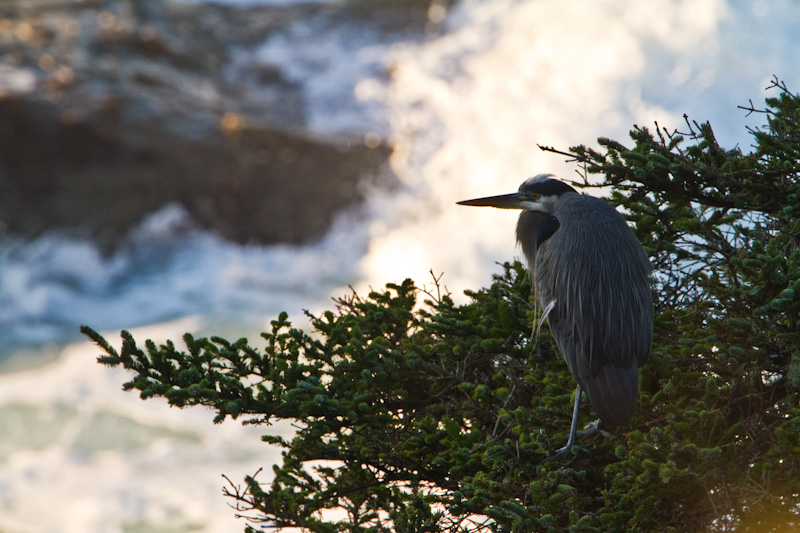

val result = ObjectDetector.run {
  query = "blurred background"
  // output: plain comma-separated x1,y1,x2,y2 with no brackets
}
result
0,0,798,530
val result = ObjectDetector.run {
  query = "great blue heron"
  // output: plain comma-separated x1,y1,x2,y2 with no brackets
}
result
457,174,652,457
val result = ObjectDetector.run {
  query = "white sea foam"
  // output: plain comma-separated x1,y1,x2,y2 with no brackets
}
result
0,203,369,356
0,319,290,533
353,0,800,298
253,14,395,135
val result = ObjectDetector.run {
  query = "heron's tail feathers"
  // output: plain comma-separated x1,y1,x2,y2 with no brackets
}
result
583,363,639,428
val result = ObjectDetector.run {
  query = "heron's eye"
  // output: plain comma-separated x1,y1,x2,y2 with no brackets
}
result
530,193,540,200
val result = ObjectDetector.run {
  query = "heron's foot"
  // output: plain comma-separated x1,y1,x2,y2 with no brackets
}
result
577,419,600,438
539,419,602,465
580,419,615,440
540,441,587,464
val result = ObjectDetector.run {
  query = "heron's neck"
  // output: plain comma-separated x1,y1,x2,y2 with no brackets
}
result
516,210,550,267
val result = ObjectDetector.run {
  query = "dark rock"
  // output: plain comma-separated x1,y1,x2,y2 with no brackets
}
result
0,95,392,245
0,0,412,246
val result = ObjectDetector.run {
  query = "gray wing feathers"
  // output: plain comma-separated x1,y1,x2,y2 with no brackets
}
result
584,360,639,427
534,195,652,427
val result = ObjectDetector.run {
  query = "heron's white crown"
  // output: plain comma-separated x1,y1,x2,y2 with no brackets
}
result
520,173,557,189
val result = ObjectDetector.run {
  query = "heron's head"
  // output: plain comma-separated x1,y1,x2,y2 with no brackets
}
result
456,174,577,214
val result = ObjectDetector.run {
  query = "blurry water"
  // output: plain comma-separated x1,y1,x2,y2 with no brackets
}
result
1,0,799,531
356,0,800,294
0,318,296,533
0,203,368,358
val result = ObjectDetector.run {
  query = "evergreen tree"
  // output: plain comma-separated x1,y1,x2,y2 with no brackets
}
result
83,77,800,532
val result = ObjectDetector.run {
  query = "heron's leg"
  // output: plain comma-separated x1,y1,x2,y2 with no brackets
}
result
545,384,582,461
564,383,582,450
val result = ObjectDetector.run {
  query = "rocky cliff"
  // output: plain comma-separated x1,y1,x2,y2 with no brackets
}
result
0,0,444,246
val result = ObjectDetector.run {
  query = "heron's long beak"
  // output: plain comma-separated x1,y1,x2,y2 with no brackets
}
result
456,192,527,209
